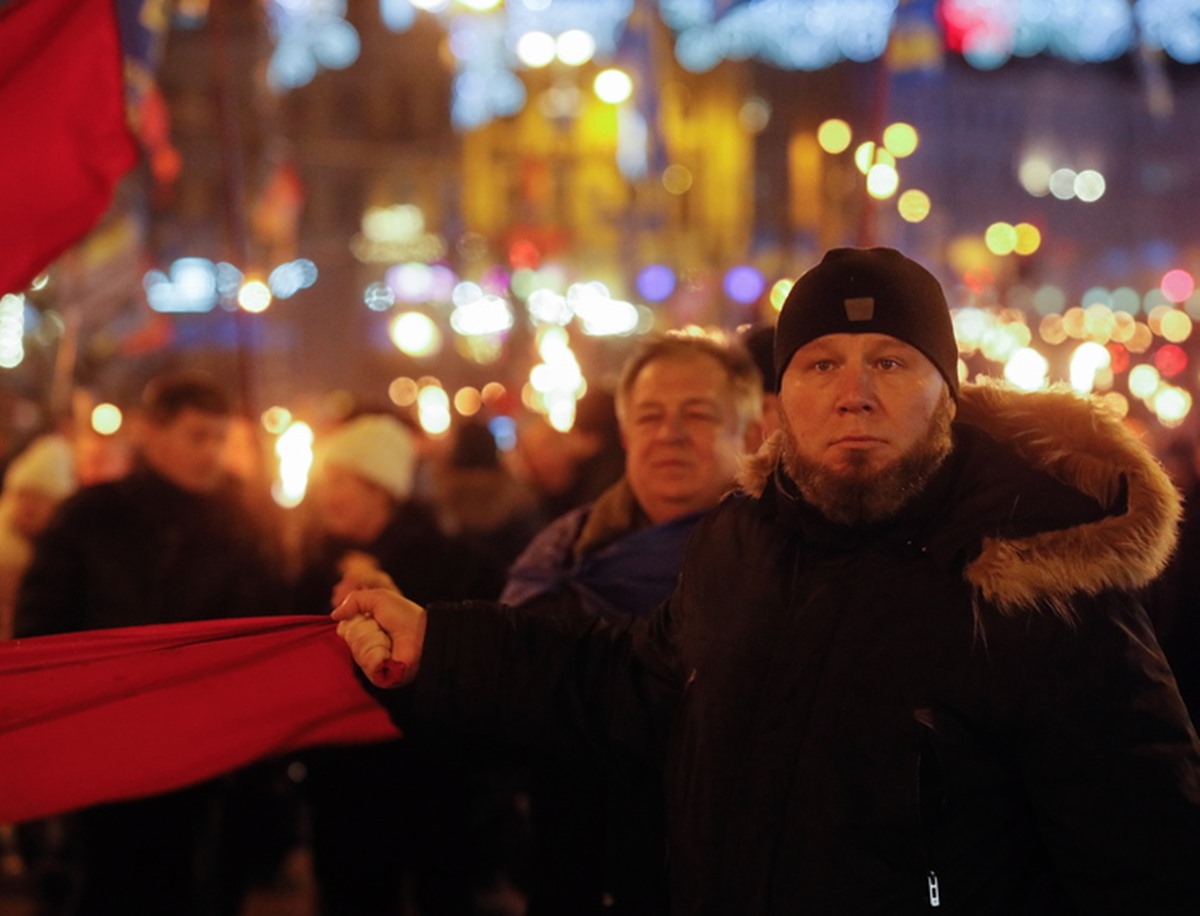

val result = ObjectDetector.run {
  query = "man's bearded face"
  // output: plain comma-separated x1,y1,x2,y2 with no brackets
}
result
779,389,954,526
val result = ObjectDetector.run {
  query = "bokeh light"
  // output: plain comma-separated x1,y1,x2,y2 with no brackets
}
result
724,265,765,304
594,69,633,104
555,29,596,66
237,280,272,313
897,189,931,223
769,279,794,312
637,264,676,302
1013,223,1041,255
817,118,852,154
866,163,899,199
1004,347,1049,391
1161,268,1196,303
91,403,123,436
516,31,556,68
881,122,918,157
389,311,442,357
985,222,1018,256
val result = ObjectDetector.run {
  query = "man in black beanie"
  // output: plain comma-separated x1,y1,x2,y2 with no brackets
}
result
333,247,1200,914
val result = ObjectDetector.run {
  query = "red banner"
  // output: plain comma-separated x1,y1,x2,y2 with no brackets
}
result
0,0,139,295
0,616,400,823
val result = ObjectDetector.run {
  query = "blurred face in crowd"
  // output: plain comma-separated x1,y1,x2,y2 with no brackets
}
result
8,488,63,539
622,352,759,525
314,464,393,544
140,407,231,494
778,332,954,526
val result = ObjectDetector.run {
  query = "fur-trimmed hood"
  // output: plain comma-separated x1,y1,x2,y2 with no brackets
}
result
739,381,1182,616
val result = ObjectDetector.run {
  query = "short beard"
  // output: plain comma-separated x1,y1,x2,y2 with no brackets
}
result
779,391,955,527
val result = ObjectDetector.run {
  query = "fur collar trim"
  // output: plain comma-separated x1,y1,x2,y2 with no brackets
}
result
739,381,1182,617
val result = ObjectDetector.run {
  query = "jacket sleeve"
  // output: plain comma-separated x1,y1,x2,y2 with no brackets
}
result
997,591,1200,913
376,590,685,769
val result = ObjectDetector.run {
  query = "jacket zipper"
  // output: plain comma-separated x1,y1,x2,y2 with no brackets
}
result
915,709,943,908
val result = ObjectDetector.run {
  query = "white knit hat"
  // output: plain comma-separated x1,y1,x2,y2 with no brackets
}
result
316,415,416,501
3,434,76,499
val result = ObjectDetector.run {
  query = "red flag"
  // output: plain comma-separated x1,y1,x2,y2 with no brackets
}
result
0,616,401,823
0,0,139,295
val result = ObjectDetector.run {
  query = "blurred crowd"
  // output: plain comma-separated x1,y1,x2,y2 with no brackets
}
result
1,318,1197,915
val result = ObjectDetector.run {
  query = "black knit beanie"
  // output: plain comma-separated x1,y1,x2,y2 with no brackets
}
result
774,247,959,398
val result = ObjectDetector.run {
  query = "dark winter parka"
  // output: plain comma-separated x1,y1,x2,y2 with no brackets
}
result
388,383,1200,915
14,467,285,636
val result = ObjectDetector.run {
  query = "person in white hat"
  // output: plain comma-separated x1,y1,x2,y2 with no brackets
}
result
295,411,508,916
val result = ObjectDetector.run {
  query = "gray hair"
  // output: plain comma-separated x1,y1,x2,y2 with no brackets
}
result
615,330,763,432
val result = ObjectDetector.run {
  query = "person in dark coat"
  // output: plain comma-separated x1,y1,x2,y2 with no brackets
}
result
292,412,507,915
15,370,288,916
334,248,1200,915
431,418,546,569
500,332,763,915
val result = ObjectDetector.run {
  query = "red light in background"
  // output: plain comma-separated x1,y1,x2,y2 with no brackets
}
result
509,239,541,270
1107,343,1130,375
1154,343,1188,378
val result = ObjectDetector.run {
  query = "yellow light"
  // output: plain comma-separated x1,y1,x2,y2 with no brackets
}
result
536,325,570,361
1147,304,1173,337
882,122,918,157
1111,311,1137,344
459,0,501,10
389,377,419,407
389,311,442,357
547,392,576,432
481,381,507,405
417,385,452,435
1160,310,1193,343
897,189,930,223
91,403,123,436
661,164,693,195
454,387,482,416
1083,304,1115,344
260,406,292,435
1127,322,1153,354
980,321,1031,363
1014,222,1041,255
237,280,272,313
594,68,633,104
1062,307,1087,339
361,204,424,242
1153,385,1192,427
516,31,556,68
555,29,596,66
769,279,794,312
1128,364,1161,399
816,119,852,154
853,141,876,174
953,307,991,353
273,421,314,509
1039,314,1067,346
1003,347,1048,391
1069,341,1111,394
985,222,1017,256
866,163,899,199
